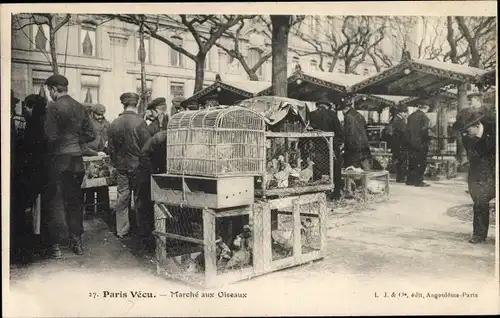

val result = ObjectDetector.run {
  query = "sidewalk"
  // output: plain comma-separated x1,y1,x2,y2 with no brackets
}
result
6,175,498,317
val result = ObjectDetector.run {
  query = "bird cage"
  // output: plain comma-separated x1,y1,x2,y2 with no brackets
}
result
166,106,266,178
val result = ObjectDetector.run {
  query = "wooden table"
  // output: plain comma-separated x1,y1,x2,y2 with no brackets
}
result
341,170,390,202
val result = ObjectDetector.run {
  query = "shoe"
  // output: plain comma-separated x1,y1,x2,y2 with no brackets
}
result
396,180,406,183
405,180,415,186
70,236,84,255
468,236,486,244
116,233,131,239
51,244,63,259
414,182,431,187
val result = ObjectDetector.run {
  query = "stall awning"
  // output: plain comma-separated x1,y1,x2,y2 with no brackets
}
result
352,94,409,111
400,90,458,107
350,54,487,97
256,65,366,103
180,74,270,108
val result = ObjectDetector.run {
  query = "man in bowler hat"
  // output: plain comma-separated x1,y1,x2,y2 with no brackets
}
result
453,98,496,244
107,92,151,238
146,97,169,136
405,104,432,187
387,104,409,182
43,74,95,258
309,100,344,200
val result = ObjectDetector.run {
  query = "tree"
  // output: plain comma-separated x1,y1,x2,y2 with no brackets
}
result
107,14,253,93
292,16,388,74
270,15,298,97
12,13,72,75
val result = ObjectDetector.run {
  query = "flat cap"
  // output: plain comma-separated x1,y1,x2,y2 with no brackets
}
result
120,92,140,104
147,97,166,110
316,100,332,109
45,74,69,87
452,107,485,132
11,89,20,104
467,91,483,99
93,103,106,114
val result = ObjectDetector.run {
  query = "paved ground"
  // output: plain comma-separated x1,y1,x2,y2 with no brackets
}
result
6,174,499,317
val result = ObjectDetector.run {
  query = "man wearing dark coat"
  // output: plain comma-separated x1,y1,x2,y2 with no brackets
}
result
145,97,169,136
309,100,344,200
107,92,151,239
82,103,111,217
339,102,372,169
387,104,409,183
453,98,496,244
43,75,95,258
405,104,432,187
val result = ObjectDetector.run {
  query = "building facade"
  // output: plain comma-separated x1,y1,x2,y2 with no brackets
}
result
11,14,417,120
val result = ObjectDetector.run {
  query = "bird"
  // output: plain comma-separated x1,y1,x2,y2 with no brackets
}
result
298,159,315,184
224,226,252,270
264,158,279,189
274,155,293,188
290,158,303,178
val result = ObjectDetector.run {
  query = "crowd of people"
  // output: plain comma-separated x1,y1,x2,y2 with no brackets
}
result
10,74,185,264
9,75,496,266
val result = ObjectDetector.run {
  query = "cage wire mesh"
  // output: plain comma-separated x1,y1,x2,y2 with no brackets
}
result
298,201,321,254
257,135,334,191
166,107,266,177
270,206,295,261
154,205,253,284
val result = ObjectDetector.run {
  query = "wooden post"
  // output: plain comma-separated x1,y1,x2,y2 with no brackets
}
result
328,136,334,190
292,198,301,260
252,203,265,274
154,203,167,274
318,193,327,258
262,202,272,271
203,208,217,287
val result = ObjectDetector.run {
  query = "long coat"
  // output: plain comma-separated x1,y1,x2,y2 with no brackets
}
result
462,108,496,203
82,116,110,156
343,108,371,165
107,111,152,172
388,114,407,154
405,109,431,151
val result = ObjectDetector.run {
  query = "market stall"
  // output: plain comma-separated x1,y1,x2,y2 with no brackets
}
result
180,74,270,109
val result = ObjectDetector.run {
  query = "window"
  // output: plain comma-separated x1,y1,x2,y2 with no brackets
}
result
205,50,212,70
310,59,318,72
218,50,227,73
170,36,183,67
170,82,185,98
81,75,100,104
32,78,46,95
81,24,96,57
32,24,50,51
291,56,300,71
227,54,240,74
136,79,153,105
136,36,151,63
363,68,369,76
32,70,53,99
308,16,319,35
248,48,263,77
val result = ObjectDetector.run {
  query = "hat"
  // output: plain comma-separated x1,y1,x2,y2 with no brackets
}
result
452,107,485,132
45,74,69,87
467,92,483,99
316,100,332,109
24,94,45,106
397,104,409,113
147,97,167,110
11,89,20,104
93,103,106,114
120,92,140,104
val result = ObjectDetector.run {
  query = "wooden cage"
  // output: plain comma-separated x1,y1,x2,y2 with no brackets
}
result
152,192,326,288
166,106,267,178
255,131,336,197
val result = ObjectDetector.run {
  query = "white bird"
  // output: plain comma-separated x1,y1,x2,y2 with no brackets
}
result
299,159,315,184
290,158,303,178
274,156,292,188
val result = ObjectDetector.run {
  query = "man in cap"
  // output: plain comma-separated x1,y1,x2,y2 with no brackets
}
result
107,92,152,239
338,100,372,170
404,104,432,187
43,74,95,258
386,104,409,183
145,97,169,136
453,102,496,244
309,99,344,200
82,103,111,218
172,96,187,115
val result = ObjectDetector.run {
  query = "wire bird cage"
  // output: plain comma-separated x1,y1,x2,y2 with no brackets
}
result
166,106,267,178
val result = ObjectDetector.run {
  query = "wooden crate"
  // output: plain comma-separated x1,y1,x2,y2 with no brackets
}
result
253,192,327,274
342,170,390,202
81,155,117,189
151,174,254,209
152,192,326,288
425,158,458,180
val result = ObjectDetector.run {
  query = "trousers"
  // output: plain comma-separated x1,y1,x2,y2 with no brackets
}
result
392,149,408,182
407,148,428,185
43,155,85,245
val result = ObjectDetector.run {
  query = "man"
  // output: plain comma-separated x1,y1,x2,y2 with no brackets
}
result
146,97,169,136
339,101,372,170
43,75,95,258
452,104,496,244
172,96,187,115
107,92,151,239
405,104,432,187
309,100,344,200
387,104,409,183
82,103,111,217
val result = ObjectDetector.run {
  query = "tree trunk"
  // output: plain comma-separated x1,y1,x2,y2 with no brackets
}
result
138,23,147,116
193,54,206,94
49,28,59,75
437,101,448,152
271,15,292,97
456,83,468,166
248,72,259,81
